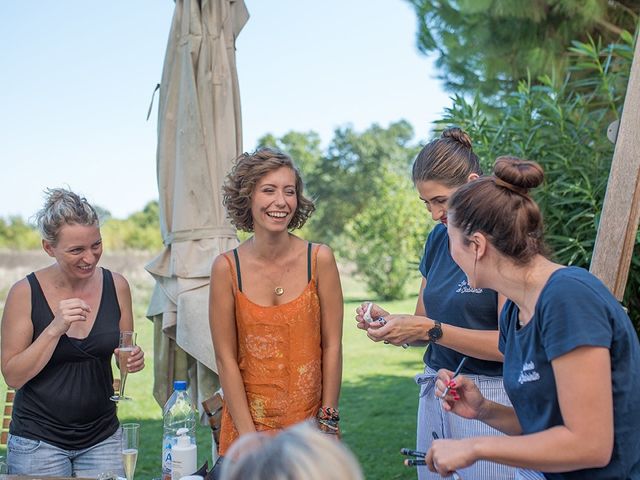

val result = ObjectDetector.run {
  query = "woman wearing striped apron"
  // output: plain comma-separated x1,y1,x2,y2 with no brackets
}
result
356,127,517,480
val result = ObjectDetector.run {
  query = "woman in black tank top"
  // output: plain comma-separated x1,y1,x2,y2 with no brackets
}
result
0,188,146,477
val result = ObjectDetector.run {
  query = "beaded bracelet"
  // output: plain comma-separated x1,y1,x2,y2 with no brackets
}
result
317,406,340,421
317,418,340,434
317,406,340,435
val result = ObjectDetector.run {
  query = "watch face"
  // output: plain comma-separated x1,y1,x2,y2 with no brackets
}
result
429,324,443,342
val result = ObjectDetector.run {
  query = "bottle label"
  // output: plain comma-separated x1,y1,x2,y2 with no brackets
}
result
162,442,172,480
171,442,197,480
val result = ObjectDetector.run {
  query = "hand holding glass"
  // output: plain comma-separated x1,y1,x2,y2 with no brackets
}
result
121,423,139,480
111,331,136,402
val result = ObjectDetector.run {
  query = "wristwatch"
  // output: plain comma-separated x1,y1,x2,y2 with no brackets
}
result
427,320,443,343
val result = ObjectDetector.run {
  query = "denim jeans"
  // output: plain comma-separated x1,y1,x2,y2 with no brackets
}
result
7,428,124,478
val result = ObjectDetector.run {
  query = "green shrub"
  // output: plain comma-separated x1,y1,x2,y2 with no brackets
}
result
436,32,640,330
0,217,40,250
345,168,429,300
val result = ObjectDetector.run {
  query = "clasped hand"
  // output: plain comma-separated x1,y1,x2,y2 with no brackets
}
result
51,298,91,336
354,302,420,346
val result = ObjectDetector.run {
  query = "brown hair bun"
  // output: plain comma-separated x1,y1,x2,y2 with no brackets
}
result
493,156,544,192
441,127,473,150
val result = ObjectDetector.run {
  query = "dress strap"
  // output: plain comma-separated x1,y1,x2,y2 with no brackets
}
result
308,243,321,283
232,248,243,292
307,242,312,283
220,253,239,294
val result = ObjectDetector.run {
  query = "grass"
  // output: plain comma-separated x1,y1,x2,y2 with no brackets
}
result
0,253,425,479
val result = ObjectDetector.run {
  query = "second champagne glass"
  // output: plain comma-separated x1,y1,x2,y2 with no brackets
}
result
121,423,139,480
111,331,136,402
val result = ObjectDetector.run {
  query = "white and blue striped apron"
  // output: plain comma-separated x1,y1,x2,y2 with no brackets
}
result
415,366,543,480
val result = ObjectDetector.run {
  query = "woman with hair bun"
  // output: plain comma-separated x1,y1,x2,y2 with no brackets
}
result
1,188,145,477
428,156,640,479
209,148,344,472
355,128,515,479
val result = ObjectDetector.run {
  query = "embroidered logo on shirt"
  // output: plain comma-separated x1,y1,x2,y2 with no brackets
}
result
518,361,540,384
455,279,483,294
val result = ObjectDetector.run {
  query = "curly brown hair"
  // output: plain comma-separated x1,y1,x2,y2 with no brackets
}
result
222,148,315,232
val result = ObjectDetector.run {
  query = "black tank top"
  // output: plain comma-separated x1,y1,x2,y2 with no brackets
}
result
10,268,121,449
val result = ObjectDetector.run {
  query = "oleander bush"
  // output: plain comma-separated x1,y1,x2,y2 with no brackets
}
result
435,31,640,332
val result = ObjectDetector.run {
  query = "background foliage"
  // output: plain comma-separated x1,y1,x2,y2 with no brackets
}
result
0,218,40,250
0,201,163,252
434,31,639,329
1,10,638,327
407,0,639,100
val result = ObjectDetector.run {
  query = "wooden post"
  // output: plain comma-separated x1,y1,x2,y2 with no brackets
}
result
589,36,640,300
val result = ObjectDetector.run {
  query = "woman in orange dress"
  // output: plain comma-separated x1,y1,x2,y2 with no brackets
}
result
209,148,344,462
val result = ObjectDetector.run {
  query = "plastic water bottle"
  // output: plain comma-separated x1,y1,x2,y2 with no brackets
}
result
162,381,197,480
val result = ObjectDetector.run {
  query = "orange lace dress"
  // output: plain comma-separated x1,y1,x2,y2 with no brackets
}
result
217,244,322,455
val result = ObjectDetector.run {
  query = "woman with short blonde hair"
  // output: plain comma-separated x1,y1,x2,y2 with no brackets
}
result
221,421,363,480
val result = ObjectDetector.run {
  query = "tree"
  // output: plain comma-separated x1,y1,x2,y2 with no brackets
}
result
101,200,162,250
0,216,40,250
307,120,419,247
256,131,324,182
407,0,639,99
128,200,160,229
346,168,429,299
435,32,640,330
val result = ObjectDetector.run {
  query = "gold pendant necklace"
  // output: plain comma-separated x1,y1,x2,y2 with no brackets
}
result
251,237,288,297
268,268,286,296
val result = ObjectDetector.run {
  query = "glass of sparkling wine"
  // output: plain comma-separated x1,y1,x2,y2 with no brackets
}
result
121,423,139,480
111,331,136,402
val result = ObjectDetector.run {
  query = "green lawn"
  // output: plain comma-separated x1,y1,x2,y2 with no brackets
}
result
1,266,425,480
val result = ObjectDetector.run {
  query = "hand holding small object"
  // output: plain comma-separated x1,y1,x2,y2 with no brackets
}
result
364,302,409,348
441,356,467,399
430,432,462,480
363,301,374,323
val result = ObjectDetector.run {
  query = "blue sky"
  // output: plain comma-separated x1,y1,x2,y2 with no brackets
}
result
0,1,451,220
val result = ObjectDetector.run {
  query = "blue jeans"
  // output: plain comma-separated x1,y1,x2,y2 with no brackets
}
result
7,428,124,477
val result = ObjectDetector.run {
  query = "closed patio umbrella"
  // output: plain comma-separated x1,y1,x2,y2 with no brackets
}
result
146,0,249,414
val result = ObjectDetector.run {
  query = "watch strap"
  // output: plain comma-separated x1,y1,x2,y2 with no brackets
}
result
428,320,443,343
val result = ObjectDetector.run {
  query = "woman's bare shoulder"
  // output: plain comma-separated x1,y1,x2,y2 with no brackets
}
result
314,243,336,263
212,251,235,276
6,276,31,300
110,270,131,289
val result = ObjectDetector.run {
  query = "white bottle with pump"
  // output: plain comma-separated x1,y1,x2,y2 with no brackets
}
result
171,427,197,480
162,381,197,480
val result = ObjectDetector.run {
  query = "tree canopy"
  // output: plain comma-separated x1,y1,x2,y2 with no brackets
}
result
407,0,639,99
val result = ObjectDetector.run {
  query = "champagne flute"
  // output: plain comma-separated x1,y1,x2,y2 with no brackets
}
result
111,331,136,402
121,423,139,480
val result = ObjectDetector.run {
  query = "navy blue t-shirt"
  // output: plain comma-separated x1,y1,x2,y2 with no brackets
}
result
420,224,503,376
499,267,640,479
